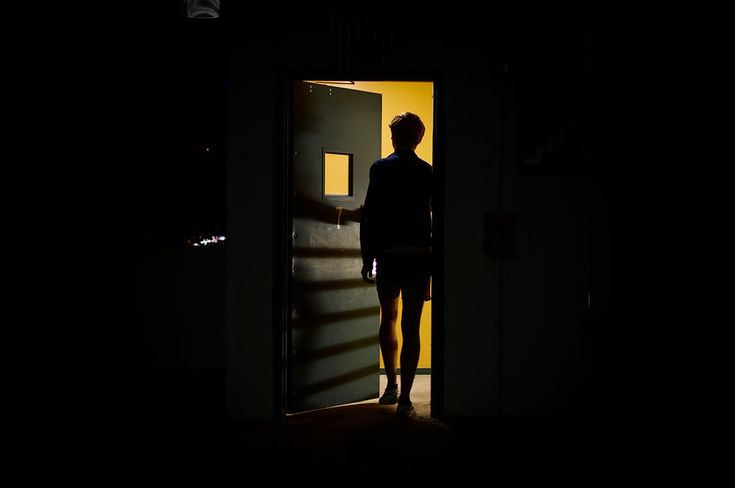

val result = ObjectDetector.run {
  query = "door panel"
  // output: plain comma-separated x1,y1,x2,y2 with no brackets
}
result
289,81,382,413
504,119,592,414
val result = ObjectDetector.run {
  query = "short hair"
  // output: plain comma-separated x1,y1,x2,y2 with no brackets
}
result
389,112,425,149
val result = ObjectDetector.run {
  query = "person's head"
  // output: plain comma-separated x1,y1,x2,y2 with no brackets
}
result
389,112,425,151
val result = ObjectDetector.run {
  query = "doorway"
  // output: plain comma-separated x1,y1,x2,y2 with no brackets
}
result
281,78,441,419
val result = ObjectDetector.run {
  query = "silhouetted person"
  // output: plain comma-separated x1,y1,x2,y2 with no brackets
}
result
360,112,432,417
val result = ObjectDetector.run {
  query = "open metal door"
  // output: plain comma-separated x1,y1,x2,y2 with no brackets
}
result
288,81,382,413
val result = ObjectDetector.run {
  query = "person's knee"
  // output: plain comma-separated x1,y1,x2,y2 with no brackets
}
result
389,307,400,321
401,298,423,319
401,328,421,345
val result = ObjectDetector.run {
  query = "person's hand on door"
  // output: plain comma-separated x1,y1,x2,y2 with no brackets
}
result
361,262,375,283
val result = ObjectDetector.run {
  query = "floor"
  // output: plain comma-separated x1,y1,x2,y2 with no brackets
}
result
71,371,685,484
335,373,431,418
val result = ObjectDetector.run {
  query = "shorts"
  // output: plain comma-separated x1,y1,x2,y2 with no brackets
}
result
375,252,432,302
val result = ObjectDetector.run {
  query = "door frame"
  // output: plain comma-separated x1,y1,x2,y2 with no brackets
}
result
275,72,446,420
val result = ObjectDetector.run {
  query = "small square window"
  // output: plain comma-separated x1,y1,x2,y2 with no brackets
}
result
323,152,352,198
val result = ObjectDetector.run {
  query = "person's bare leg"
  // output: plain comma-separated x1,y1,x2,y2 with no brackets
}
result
377,289,400,388
398,297,424,405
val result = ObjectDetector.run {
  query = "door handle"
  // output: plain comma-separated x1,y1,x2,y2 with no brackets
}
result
336,207,343,229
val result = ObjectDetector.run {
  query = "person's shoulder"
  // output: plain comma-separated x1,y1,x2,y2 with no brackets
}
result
370,157,390,171
372,153,400,169
372,155,391,165
369,157,392,178
415,157,432,174
399,151,431,171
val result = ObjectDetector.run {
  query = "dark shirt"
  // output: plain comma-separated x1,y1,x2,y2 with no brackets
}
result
360,149,432,266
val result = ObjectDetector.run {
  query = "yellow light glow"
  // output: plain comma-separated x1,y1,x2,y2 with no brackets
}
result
324,153,350,196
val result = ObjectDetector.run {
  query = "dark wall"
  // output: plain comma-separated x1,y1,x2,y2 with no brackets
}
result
99,4,225,243
90,2,227,438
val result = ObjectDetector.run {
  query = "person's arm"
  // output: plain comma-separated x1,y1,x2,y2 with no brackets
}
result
360,164,379,282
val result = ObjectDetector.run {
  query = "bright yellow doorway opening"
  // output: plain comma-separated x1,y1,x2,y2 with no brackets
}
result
310,80,434,371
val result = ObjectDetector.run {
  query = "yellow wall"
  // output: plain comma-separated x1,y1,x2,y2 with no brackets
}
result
312,81,434,370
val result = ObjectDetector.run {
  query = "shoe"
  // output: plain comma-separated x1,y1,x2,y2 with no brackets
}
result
396,402,416,417
378,386,399,405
